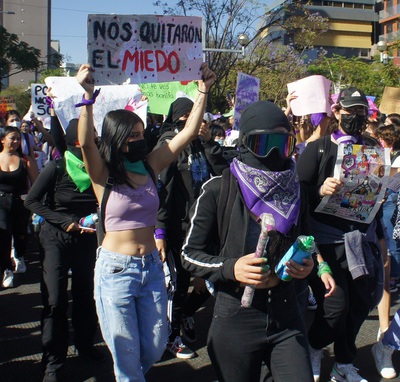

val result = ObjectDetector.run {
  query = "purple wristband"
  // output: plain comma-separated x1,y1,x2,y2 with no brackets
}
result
154,228,167,240
45,96,54,109
75,88,101,107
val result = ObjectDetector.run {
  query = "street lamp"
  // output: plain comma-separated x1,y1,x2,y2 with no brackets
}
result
203,33,250,56
377,41,392,65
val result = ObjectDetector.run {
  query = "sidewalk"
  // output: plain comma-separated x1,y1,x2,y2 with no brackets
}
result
1,236,400,382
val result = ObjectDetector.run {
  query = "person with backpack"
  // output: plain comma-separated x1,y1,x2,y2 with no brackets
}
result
181,100,335,382
75,63,216,382
24,118,103,382
297,87,385,382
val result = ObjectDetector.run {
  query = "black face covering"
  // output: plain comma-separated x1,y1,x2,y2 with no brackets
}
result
238,146,291,171
174,119,186,132
123,139,148,163
340,114,366,136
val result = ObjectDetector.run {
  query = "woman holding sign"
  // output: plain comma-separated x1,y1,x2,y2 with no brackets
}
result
76,63,215,382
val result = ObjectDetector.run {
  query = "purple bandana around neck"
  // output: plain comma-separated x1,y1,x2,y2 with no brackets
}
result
332,130,363,145
230,158,300,235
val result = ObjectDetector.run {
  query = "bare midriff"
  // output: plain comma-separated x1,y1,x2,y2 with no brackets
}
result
102,226,156,257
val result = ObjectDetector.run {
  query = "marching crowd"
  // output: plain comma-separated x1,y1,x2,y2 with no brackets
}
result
1,62,400,382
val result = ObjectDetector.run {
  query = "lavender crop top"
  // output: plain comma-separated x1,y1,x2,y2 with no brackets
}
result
105,177,159,231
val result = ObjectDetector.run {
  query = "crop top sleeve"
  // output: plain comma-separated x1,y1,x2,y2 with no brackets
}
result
105,177,159,232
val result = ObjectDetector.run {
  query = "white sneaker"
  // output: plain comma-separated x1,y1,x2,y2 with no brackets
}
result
2,269,14,288
330,363,367,382
372,340,396,379
166,336,195,359
309,346,322,382
13,257,26,273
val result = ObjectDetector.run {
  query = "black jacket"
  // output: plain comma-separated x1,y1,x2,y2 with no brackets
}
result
181,168,310,288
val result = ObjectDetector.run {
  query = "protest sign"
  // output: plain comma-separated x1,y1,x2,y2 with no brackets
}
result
232,72,260,130
88,14,203,85
45,76,144,136
140,81,197,115
315,144,390,224
0,96,16,120
379,86,400,115
287,75,331,116
31,84,51,119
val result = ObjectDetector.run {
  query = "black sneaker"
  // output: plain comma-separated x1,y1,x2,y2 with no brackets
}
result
166,336,195,359
181,315,196,343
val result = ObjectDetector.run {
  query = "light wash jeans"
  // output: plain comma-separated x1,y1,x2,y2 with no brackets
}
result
382,192,400,278
95,247,168,382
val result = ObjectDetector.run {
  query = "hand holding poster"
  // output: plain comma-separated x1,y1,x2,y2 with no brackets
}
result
287,75,331,116
88,14,203,85
315,144,390,224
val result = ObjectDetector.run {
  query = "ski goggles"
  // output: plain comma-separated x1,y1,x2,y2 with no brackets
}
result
243,131,296,158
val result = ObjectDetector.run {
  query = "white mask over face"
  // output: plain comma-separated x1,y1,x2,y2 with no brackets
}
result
9,120,21,128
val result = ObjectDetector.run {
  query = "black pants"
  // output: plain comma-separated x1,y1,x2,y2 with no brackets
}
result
0,197,29,273
308,243,374,364
208,283,313,382
39,222,98,373
168,239,210,339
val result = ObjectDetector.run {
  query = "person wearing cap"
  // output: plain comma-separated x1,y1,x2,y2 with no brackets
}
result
297,87,384,382
154,98,227,359
181,100,336,382
24,117,103,382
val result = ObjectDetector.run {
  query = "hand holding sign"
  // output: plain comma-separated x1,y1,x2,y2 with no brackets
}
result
76,64,95,97
198,63,216,93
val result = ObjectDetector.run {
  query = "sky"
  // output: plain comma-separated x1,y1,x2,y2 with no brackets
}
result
51,1,164,64
51,0,280,65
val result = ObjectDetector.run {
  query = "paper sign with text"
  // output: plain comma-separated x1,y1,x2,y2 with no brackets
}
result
379,86,400,115
88,14,203,85
45,76,145,136
287,75,332,116
233,72,260,130
140,81,197,115
0,96,16,120
31,84,51,119
315,144,390,224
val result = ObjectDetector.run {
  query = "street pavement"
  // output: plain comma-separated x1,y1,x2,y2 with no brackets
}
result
1,234,400,382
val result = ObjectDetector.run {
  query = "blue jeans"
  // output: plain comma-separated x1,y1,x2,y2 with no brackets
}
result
382,193,400,278
383,308,400,350
94,247,168,382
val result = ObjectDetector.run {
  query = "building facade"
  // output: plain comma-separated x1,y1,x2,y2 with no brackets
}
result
1,0,52,88
379,0,400,65
262,0,381,61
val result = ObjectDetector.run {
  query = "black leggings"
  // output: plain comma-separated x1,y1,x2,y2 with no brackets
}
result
0,197,29,272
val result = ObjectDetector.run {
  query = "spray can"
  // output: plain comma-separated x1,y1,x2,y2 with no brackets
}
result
79,213,98,229
275,235,315,281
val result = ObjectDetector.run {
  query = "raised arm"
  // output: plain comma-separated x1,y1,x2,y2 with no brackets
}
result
76,64,108,202
147,63,216,175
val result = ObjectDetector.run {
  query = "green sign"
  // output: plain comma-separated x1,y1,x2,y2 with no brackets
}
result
140,81,198,115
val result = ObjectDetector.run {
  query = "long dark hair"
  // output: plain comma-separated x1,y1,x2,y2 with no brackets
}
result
0,126,23,156
99,109,144,184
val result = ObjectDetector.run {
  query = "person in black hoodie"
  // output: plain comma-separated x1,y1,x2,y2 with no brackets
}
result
181,101,334,382
155,97,227,358
24,119,103,382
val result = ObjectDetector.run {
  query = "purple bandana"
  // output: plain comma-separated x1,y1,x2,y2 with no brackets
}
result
230,158,300,235
332,130,363,145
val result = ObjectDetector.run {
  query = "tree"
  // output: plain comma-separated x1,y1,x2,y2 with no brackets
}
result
0,26,43,91
153,0,329,111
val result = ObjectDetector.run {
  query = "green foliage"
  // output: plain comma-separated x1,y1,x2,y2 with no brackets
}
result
307,54,400,103
37,68,66,84
0,85,31,116
0,26,41,90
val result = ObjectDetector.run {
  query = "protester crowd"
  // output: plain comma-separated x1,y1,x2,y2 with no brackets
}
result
2,62,400,382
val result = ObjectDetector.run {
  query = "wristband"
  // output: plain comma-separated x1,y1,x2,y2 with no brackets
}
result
317,261,332,277
198,89,209,94
295,129,300,134
45,96,54,109
75,88,101,107
155,228,167,240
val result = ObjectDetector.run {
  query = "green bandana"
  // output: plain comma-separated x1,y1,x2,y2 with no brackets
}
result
123,158,148,175
64,151,91,192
